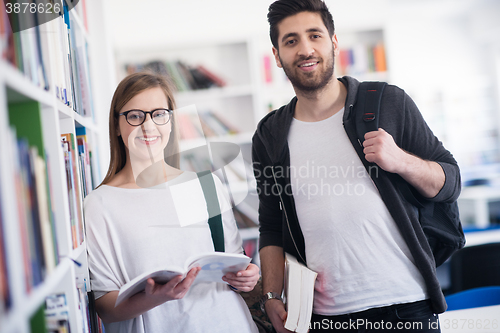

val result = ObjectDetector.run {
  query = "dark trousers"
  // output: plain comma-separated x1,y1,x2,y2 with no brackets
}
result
309,300,440,333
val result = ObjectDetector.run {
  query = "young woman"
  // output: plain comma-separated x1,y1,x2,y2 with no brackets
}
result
84,72,260,333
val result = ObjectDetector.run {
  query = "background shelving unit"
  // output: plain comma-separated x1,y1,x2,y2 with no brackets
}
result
115,38,268,261
114,28,390,263
0,0,115,332
254,27,389,112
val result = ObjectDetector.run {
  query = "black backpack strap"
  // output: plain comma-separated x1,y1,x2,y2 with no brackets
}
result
197,170,225,252
355,81,387,144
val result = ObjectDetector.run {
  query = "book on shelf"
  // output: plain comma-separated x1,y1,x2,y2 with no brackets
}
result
283,253,318,333
77,288,90,333
198,115,217,138
199,111,239,137
32,148,57,276
177,113,204,140
196,65,226,88
20,3,94,116
176,61,208,90
232,206,258,230
61,133,85,248
235,200,258,225
0,190,11,312
181,151,213,173
82,0,89,32
76,127,98,187
86,290,105,333
8,100,62,281
30,303,48,333
2,4,49,91
0,0,9,60
8,131,35,291
45,293,71,333
16,139,51,287
262,55,273,83
126,60,226,92
76,129,95,196
115,252,251,307
337,42,387,76
373,42,387,72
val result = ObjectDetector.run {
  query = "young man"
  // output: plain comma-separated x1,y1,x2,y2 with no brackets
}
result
252,0,461,332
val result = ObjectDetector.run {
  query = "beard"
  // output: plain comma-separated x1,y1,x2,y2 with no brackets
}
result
279,48,335,93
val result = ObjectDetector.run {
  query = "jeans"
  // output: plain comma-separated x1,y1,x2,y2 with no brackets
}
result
309,300,440,333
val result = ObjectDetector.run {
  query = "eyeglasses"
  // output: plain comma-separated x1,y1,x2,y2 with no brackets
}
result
119,109,173,126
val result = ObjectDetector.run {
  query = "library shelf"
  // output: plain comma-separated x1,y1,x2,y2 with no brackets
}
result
0,0,114,332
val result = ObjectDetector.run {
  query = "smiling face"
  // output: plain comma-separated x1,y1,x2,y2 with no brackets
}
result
117,87,172,164
272,11,338,93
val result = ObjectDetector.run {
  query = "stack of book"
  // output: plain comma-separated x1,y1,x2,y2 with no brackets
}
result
44,289,105,333
336,42,387,76
284,253,318,333
0,0,94,117
6,101,60,292
125,60,226,92
177,111,239,140
0,194,11,312
6,128,58,290
76,127,95,197
45,293,71,332
61,132,86,250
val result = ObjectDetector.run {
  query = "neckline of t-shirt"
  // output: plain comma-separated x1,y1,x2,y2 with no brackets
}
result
101,170,194,191
292,107,344,125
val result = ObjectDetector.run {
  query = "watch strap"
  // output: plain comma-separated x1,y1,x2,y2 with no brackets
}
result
259,292,283,314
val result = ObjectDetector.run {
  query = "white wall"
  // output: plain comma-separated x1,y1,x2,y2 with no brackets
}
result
106,0,500,178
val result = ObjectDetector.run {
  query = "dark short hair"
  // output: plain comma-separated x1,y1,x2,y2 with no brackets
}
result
268,0,335,49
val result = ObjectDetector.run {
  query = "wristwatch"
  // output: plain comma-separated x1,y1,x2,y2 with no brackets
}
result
259,292,283,315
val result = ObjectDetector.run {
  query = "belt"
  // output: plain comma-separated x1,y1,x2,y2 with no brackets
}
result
313,299,431,321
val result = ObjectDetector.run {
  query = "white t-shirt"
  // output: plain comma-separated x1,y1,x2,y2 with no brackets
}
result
288,108,427,315
84,171,258,333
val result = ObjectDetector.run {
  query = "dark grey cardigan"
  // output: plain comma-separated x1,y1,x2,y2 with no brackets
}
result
252,75,461,314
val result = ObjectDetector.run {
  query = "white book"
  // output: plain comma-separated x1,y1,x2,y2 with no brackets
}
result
284,253,318,333
115,252,251,307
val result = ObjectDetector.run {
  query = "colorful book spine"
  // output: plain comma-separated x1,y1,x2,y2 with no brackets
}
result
0,188,11,311
126,60,227,91
61,133,84,248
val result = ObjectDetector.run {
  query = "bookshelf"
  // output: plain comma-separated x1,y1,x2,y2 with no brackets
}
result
0,0,114,332
114,29,389,261
256,28,390,113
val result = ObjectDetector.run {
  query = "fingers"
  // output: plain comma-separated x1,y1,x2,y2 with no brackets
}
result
364,127,386,138
267,300,293,333
172,267,200,295
222,264,260,291
221,278,258,292
363,128,387,146
146,267,201,302
224,263,260,279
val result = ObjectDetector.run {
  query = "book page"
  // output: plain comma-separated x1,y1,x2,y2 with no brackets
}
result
297,268,318,333
115,267,184,307
284,256,301,331
115,252,251,307
187,252,251,282
284,253,317,333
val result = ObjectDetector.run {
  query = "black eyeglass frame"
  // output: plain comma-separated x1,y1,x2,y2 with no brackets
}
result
118,108,173,126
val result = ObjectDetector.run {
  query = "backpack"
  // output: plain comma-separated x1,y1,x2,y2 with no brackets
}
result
354,81,465,267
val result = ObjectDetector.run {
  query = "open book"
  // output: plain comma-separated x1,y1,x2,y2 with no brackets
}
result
284,253,318,333
115,252,251,307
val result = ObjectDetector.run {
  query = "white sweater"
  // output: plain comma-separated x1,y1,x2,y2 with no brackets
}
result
84,171,258,333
